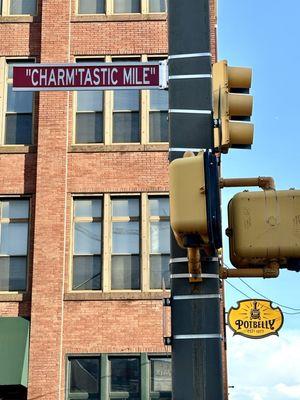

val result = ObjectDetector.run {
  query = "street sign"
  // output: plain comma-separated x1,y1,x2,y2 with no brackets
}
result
228,299,284,339
13,61,168,91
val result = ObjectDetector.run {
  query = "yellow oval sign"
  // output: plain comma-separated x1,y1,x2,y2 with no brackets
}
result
228,299,284,339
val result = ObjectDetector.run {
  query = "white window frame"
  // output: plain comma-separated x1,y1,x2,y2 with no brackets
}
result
70,193,170,293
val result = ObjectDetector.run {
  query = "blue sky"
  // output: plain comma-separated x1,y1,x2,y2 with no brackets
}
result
217,0,300,398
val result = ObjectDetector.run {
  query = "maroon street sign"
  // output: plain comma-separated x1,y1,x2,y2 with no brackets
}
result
13,61,168,91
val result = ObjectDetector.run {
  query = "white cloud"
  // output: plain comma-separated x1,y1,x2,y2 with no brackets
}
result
227,329,300,400
275,383,300,398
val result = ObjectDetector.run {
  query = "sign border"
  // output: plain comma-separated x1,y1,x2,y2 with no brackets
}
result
12,61,168,91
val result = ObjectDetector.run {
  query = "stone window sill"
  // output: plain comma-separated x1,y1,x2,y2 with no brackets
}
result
72,13,166,23
0,293,28,302
0,145,36,154
0,16,39,23
64,291,169,301
69,143,168,153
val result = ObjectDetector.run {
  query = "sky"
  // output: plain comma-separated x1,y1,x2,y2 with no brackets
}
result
217,0,300,399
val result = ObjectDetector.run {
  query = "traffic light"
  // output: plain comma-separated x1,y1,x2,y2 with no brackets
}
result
226,189,300,271
212,60,254,153
169,150,222,250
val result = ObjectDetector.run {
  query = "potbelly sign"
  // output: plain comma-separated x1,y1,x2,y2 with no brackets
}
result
228,299,283,339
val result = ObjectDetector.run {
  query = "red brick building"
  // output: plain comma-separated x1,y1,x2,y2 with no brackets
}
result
0,0,218,399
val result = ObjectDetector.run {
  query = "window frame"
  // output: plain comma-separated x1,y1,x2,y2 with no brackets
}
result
1,0,38,16
148,195,170,290
111,56,141,145
74,57,106,145
2,58,35,146
110,195,141,291
147,56,168,144
66,353,172,400
70,193,170,293
0,196,31,293
71,196,103,291
73,55,168,146
76,0,167,15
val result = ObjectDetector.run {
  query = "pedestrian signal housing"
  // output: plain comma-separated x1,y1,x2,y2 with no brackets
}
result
227,189,300,271
169,150,222,250
213,60,254,153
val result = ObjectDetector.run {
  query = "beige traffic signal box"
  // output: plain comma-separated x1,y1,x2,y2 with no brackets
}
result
169,152,208,248
213,60,254,153
227,189,300,268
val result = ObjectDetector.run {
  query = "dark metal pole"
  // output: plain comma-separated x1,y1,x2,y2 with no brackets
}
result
168,0,224,398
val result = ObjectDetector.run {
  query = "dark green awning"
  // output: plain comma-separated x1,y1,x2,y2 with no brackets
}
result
0,317,29,387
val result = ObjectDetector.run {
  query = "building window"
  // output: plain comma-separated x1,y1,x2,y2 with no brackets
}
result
113,89,140,143
148,0,166,12
72,198,103,290
0,199,29,291
150,357,172,399
149,89,168,142
148,57,168,143
0,0,37,15
4,60,34,145
9,0,36,14
67,354,171,400
75,58,104,144
149,196,170,289
111,197,140,290
69,357,100,397
76,91,103,143
113,0,140,13
74,55,168,145
78,0,105,14
109,356,140,398
112,57,140,143
71,194,170,292
76,0,166,14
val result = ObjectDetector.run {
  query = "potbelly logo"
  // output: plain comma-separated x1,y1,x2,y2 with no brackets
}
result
228,299,284,339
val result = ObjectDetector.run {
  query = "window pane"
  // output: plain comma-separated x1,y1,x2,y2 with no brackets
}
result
149,197,169,217
150,221,170,253
78,0,105,14
150,90,168,110
112,222,139,254
2,200,29,219
113,0,140,13
0,256,27,291
7,86,33,113
114,90,139,110
112,198,139,217
10,0,36,14
74,222,101,254
77,91,103,112
110,357,140,394
150,255,170,290
149,0,166,12
111,255,140,289
69,357,100,396
151,358,172,392
113,112,140,143
5,114,32,145
74,199,102,218
73,256,101,290
76,112,103,143
149,111,168,142
0,223,28,255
